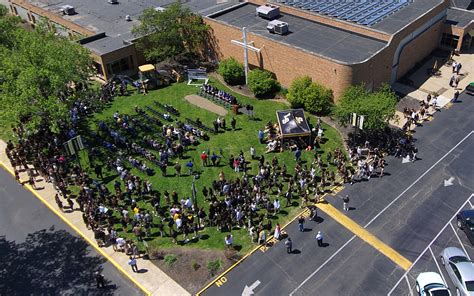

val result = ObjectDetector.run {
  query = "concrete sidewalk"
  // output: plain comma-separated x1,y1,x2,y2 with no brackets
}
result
0,140,190,296
391,50,473,129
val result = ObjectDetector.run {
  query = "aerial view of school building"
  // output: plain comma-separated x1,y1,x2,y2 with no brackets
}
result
2,0,472,98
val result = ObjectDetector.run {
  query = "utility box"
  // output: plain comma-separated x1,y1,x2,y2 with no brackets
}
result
256,4,280,20
60,5,76,16
267,20,289,35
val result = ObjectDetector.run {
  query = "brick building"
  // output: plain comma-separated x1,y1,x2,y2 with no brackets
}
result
2,0,473,100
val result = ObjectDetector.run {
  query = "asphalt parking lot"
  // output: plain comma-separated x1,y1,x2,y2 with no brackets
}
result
389,193,474,296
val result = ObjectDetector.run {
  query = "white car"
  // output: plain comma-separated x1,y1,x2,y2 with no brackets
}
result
440,247,474,296
416,272,451,296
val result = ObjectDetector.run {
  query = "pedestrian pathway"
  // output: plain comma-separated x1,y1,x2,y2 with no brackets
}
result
0,140,190,296
390,50,473,129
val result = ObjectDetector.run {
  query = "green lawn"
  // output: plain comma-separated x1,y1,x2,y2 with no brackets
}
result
77,78,345,254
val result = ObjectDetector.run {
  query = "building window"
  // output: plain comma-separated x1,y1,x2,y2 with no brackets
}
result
441,33,459,48
107,57,131,75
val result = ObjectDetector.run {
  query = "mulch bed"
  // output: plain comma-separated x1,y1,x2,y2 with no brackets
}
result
150,247,239,294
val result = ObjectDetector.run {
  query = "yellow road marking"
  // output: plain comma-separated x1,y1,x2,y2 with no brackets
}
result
0,162,151,296
316,201,412,270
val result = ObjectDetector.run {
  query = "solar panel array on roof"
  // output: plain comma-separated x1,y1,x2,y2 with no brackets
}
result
274,0,413,26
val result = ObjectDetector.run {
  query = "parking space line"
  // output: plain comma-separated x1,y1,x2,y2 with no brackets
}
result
429,246,447,284
405,275,414,296
316,202,412,270
388,193,474,295
449,222,471,260
468,200,473,209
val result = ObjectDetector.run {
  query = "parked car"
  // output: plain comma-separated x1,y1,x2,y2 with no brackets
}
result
457,210,474,245
440,247,474,296
416,272,451,296
466,82,474,96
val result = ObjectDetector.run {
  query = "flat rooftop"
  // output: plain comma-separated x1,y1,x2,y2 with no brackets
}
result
447,7,474,28
212,3,388,64
273,0,445,35
26,0,241,54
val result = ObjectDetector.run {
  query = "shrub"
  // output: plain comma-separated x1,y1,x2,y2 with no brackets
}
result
191,260,200,271
164,254,178,267
287,76,333,115
247,69,280,97
218,57,245,85
148,248,165,260
207,259,223,276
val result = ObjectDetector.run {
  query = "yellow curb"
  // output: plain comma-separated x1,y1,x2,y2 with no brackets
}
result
316,201,412,270
0,161,151,296
196,183,344,295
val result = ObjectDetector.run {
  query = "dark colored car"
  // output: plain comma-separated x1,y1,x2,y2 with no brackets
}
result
457,210,474,245
466,82,474,96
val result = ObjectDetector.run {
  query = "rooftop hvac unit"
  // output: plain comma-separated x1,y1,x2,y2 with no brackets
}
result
267,20,289,35
60,5,76,16
256,4,280,20
108,0,118,4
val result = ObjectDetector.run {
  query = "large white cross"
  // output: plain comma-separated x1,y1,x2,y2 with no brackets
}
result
231,27,262,85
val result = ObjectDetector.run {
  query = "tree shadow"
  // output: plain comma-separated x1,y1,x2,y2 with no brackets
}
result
0,227,115,295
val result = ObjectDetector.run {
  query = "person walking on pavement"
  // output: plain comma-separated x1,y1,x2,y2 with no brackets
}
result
298,215,305,232
285,237,293,254
316,231,323,247
128,256,138,272
95,271,106,288
453,90,460,103
342,195,350,212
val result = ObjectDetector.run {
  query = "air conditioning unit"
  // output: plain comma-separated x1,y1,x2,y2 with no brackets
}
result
267,20,289,35
256,4,280,20
108,0,119,4
60,5,75,16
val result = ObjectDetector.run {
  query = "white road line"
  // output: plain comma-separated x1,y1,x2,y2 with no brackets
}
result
468,200,473,209
290,131,474,296
449,222,471,260
405,275,414,296
288,235,356,296
365,130,473,228
387,193,474,295
429,246,447,284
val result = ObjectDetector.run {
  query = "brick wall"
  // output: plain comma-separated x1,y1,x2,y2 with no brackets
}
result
205,18,354,100
396,20,444,80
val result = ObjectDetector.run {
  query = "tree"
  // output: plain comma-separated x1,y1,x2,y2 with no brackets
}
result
133,3,210,62
247,69,279,97
218,57,245,85
0,29,92,134
334,84,398,130
0,4,20,48
287,75,333,115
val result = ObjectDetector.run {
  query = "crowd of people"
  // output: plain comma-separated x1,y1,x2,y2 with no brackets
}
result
200,83,238,106
4,78,416,265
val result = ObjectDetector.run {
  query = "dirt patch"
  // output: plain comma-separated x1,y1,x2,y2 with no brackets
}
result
185,95,228,116
150,247,238,294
